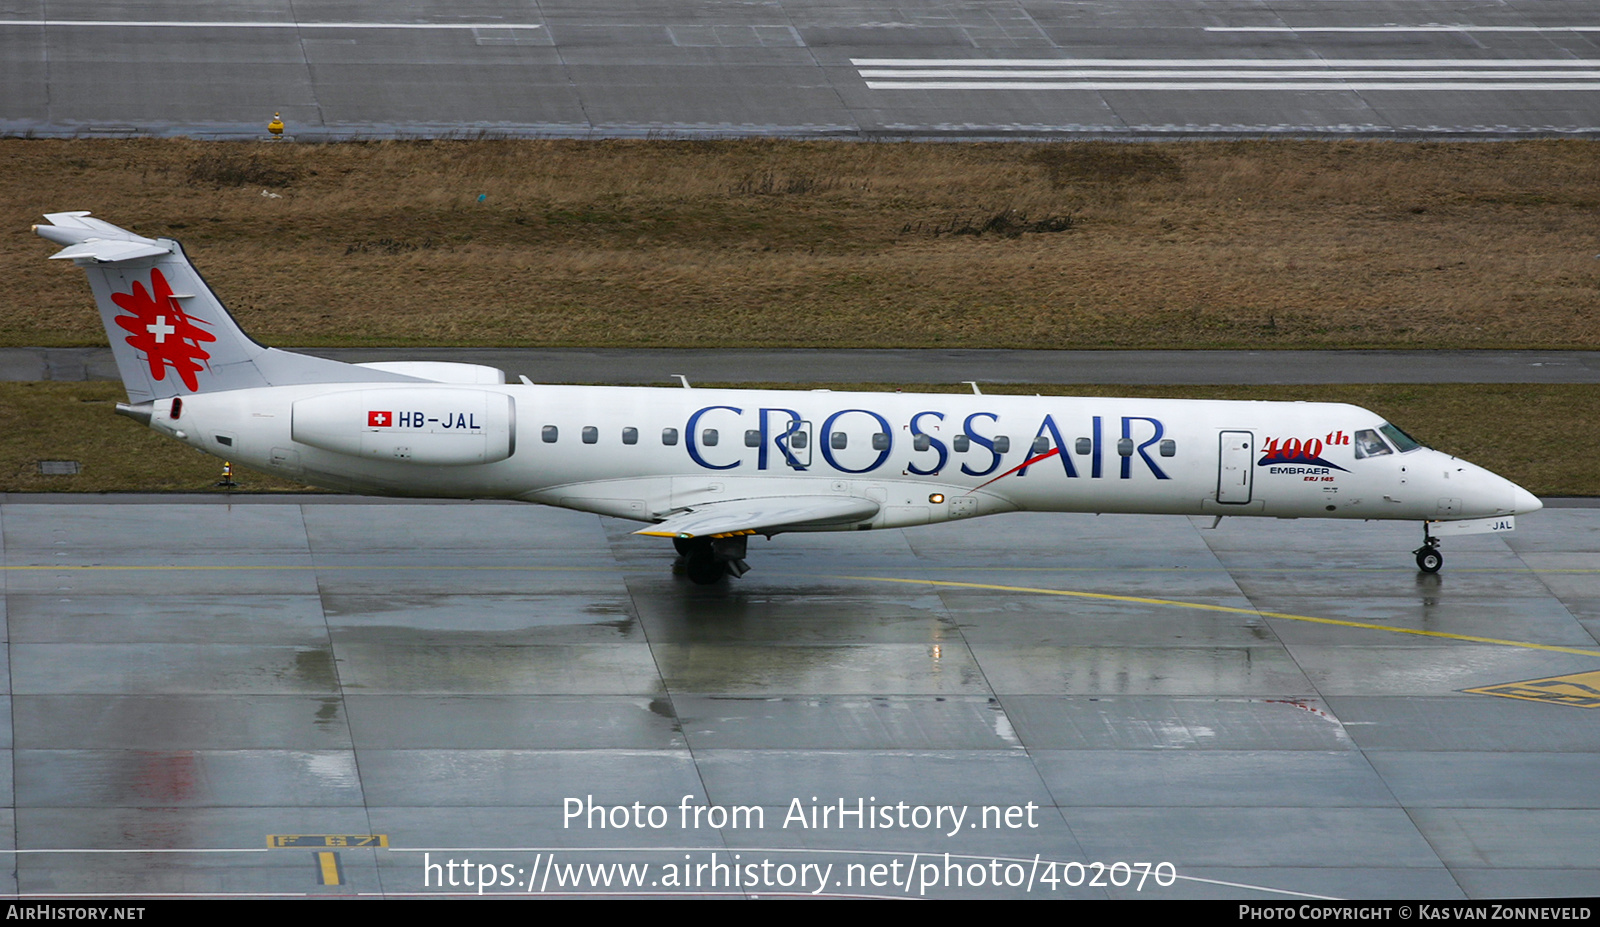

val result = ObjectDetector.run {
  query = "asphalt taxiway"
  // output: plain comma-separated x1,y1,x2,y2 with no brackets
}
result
4,347,1599,386
2,494,1596,898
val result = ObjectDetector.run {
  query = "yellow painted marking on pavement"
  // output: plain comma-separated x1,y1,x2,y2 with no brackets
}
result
5,562,1595,574
890,565,1600,575
842,575,1600,657
1464,670,1600,708
0,564,614,572
317,851,342,886
9,563,1595,655
268,834,388,848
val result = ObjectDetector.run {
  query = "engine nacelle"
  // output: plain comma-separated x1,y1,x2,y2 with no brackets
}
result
292,388,516,465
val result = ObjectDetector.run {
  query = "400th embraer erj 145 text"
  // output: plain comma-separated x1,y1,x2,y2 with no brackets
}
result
37,213,1542,584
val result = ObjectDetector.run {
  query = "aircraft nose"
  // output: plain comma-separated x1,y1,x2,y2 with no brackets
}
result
1509,482,1542,515
1454,457,1542,518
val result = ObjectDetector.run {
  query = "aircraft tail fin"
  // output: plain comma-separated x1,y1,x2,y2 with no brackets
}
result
36,212,419,402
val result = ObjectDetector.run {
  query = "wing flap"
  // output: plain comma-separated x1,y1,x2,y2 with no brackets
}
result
636,495,879,539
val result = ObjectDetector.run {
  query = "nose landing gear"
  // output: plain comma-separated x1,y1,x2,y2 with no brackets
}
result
1413,536,1443,573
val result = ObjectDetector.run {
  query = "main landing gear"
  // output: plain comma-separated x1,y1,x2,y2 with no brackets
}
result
673,535,751,585
1413,535,1443,574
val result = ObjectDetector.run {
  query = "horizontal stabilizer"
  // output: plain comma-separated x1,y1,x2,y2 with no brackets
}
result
42,211,139,235
35,212,172,263
637,495,880,539
46,238,172,263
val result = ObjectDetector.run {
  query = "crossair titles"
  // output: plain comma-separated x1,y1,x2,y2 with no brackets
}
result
684,405,1171,479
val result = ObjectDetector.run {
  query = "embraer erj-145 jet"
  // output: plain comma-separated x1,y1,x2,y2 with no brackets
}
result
36,213,1541,584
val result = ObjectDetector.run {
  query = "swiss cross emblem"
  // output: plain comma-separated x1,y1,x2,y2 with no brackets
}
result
111,268,216,392
368,411,392,427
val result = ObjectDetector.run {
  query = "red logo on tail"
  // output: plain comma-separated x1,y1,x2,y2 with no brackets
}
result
111,268,216,392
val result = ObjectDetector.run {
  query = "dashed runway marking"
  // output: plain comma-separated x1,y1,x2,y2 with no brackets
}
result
853,58,1600,91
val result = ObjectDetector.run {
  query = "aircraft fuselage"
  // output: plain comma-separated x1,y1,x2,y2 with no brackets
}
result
147,383,1534,531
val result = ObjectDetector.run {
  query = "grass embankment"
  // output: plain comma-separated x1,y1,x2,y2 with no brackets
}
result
3,382,1589,496
7,138,1600,350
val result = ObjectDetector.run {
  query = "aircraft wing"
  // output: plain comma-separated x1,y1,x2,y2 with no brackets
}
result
636,495,880,539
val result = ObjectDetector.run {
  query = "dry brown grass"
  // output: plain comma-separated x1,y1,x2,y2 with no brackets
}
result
7,138,1600,349
0,382,312,492
4,381,1592,496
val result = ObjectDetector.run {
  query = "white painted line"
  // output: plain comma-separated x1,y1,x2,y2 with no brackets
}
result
0,20,543,30
1208,25,1600,33
852,58,1599,68
5,847,270,853
857,69,1600,80
865,81,1600,90
856,57,1600,91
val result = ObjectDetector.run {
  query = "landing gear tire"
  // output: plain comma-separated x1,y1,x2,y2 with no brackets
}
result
673,537,694,556
1415,546,1443,574
683,544,724,585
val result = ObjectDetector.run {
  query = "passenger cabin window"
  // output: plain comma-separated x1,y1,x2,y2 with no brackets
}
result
913,434,931,452
745,429,762,448
1159,439,1176,458
542,425,558,443
831,432,848,450
1031,436,1050,456
1116,438,1134,457
953,435,970,452
662,427,679,446
1075,437,1092,455
622,427,638,445
993,436,1010,454
702,428,719,447
1354,429,1391,459
582,426,598,444
790,431,808,449
871,433,890,451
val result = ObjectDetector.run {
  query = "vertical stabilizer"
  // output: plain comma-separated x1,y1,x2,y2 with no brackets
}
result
36,212,418,402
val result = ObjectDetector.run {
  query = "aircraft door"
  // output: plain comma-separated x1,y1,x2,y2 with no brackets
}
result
1217,431,1254,504
778,420,812,469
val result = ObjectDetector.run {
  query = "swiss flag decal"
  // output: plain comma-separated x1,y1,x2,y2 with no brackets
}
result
368,410,392,427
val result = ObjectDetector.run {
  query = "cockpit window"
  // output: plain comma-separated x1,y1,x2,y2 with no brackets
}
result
1379,422,1422,452
1353,429,1391,459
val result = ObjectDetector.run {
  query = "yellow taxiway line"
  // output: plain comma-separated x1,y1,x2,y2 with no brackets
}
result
5,562,1595,657
842,575,1600,657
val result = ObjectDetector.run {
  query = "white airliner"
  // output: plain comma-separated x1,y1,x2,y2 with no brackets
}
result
36,212,1541,583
